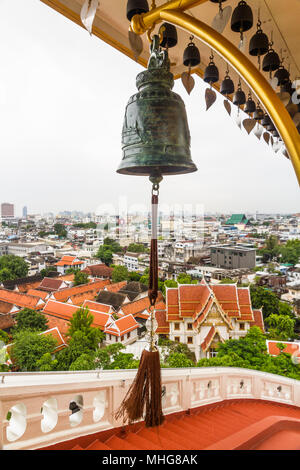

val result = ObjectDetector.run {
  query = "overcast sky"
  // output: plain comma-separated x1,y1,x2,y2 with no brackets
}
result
0,0,298,216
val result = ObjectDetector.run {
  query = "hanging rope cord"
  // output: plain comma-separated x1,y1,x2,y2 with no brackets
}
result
148,183,159,308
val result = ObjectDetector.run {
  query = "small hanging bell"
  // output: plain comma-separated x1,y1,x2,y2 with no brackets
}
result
126,0,149,21
262,48,280,73
204,53,219,84
233,80,246,106
253,103,264,120
220,75,234,95
249,18,269,69
160,23,178,49
183,37,201,67
117,35,197,177
274,66,290,86
261,113,271,127
231,1,253,43
267,121,276,132
244,93,256,114
281,80,293,96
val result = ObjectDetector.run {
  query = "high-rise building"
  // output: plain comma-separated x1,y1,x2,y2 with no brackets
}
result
22,206,28,218
1,203,14,219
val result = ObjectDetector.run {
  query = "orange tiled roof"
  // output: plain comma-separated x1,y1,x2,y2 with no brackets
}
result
266,340,300,356
237,287,254,321
166,288,181,322
120,296,165,319
51,279,110,302
179,284,211,318
155,309,169,334
251,309,265,332
105,314,139,336
201,326,216,352
27,289,49,301
105,281,127,293
211,284,241,318
43,300,112,330
82,300,112,314
0,289,45,310
41,327,67,352
39,277,68,292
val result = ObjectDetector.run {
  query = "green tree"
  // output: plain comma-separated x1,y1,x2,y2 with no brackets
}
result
177,274,198,285
13,308,48,333
67,307,104,349
96,246,113,266
11,331,57,371
36,352,58,371
219,277,236,284
40,266,57,277
54,223,67,238
127,243,147,253
260,235,280,263
0,329,10,344
112,265,129,283
69,353,95,371
250,285,280,318
165,352,195,368
0,255,29,280
265,314,296,341
73,271,89,286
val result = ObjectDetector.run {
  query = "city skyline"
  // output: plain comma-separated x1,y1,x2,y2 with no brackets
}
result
0,0,299,215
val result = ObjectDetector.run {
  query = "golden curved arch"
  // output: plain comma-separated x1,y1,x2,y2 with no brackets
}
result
133,8,300,185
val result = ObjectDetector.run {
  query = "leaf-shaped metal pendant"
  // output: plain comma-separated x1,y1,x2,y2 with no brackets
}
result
223,99,231,116
181,72,195,95
80,0,99,35
263,132,270,145
205,88,216,111
254,123,263,140
293,112,300,127
282,148,289,159
211,6,232,34
242,118,256,135
128,30,143,61
270,135,274,147
276,91,290,107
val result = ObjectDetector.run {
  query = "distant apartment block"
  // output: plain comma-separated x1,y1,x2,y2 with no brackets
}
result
210,244,256,269
1,203,14,219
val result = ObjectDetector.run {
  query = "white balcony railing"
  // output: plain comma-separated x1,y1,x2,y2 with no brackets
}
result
1,367,300,450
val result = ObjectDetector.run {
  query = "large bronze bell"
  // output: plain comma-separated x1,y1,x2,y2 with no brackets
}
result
117,35,197,177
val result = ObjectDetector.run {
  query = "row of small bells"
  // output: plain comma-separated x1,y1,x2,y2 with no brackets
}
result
126,0,300,142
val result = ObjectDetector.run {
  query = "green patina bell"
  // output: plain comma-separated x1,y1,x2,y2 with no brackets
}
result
117,35,197,177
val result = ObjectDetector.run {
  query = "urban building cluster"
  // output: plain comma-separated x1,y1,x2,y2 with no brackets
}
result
0,206,299,363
